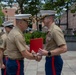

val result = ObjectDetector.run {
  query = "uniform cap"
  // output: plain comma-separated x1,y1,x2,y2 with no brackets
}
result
40,10,56,16
2,21,13,27
14,14,32,20
39,10,56,20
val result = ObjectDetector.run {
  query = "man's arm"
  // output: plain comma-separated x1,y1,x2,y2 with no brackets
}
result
0,49,4,68
21,49,42,61
15,35,42,61
50,44,67,56
38,44,67,56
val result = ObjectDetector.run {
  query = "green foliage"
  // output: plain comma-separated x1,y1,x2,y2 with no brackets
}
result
42,0,76,19
24,0,40,16
8,0,14,7
6,0,76,17
31,31,42,38
71,9,76,13
24,31,46,44
54,0,65,6
15,0,41,15
0,8,4,26
24,33,32,44
4,0,76,20
43,2,54,10
16,0,28,13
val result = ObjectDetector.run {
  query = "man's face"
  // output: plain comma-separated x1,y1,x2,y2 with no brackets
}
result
18,20,28,32
42,16,50,26
22,20,28,30
5,27,11,33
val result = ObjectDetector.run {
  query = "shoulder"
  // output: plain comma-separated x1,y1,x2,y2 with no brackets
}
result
1,33,7,40
53,25,63,34
8,27,21,38
52,25,64,38
1,33,7,37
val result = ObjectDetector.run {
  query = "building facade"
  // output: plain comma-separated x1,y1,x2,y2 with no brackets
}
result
60,3,76,34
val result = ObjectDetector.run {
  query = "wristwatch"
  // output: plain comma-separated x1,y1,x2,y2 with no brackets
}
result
48,51,51,57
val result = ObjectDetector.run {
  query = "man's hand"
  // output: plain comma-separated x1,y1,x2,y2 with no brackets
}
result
38,48,48,56
32,50,42,62
35,55,42,62
1,64,6,69
0,63,6,69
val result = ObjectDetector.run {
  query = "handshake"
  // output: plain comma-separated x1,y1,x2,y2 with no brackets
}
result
31,48,48,62
31,50,42,62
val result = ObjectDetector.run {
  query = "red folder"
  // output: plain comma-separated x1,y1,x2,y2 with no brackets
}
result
30,38,43,53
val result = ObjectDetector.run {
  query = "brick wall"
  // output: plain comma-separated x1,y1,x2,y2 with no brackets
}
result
2,7,17,25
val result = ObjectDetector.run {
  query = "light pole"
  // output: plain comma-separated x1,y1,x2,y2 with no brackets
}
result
66,2,69,30
5,8,8,21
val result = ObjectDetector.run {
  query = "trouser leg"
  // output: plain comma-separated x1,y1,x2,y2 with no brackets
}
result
6,58,24,75
45,55,63,75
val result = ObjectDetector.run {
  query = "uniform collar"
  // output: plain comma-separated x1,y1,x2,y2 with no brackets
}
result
48,22,55,32
5,32,8,35
15,26,24,35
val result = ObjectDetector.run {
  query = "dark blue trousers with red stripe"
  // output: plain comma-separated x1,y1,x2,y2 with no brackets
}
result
45,55,63,75
1,57,8,75
6,58,24,75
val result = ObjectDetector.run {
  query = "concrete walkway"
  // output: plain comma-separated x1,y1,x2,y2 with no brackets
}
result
24,51,76,75
0,51,76,75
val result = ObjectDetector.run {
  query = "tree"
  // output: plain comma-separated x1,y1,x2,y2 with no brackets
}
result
27,0,40,16
16,0,40,15
43,0,75,13
1,0,43,15
8,0,14,8
42,0,76,29
16,0,28,14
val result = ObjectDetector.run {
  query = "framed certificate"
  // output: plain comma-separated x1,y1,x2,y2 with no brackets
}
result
30,38,43,53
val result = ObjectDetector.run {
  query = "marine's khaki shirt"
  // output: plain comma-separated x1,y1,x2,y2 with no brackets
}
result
45,22,66,51
0,33,8,55
7,26,27,59
0,37,3,48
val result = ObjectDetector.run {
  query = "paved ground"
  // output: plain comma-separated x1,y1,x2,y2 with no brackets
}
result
0,51,76,75
24,51,76,75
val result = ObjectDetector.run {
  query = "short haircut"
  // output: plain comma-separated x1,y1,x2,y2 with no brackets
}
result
5,25,14,29
45,15,55,19
41,15,55,20
16,19,28,24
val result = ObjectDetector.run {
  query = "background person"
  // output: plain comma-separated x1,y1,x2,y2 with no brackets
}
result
0,20,14,75
38,10,67,75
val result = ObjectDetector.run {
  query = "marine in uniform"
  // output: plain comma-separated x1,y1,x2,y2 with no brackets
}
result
6,14,42,75
0,32,4,68
0,21,14,75
38,10,67,75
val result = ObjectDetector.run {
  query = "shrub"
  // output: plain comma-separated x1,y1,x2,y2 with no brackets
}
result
24,33,32,44
24,31,46,44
